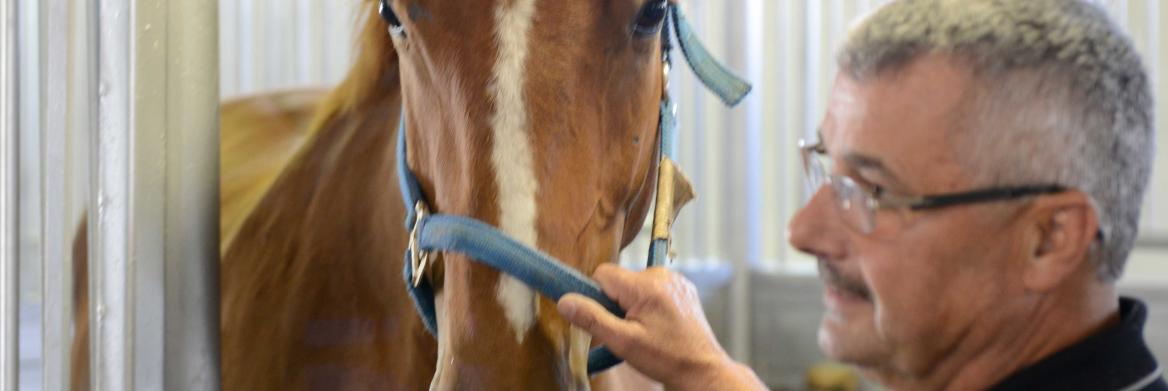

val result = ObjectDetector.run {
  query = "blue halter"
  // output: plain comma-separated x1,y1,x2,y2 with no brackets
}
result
395,4,751,374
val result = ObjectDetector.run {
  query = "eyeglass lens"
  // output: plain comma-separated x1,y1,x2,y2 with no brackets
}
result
802,145,876,233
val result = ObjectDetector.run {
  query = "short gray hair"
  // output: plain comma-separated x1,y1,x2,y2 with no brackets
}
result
839,0,1155,281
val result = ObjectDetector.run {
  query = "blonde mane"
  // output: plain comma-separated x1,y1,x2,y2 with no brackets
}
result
308,0,399,132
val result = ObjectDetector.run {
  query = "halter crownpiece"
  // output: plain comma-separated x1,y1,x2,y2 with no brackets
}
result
391,3,751,374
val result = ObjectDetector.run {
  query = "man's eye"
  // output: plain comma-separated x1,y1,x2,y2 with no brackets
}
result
849,174,883,196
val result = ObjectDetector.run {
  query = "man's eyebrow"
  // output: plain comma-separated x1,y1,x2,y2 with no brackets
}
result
843,152,909,190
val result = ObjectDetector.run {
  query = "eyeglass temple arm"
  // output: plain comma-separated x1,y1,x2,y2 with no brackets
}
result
902,184,1068,211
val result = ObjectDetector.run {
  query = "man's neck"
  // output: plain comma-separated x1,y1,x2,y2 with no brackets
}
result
870,282,1119,390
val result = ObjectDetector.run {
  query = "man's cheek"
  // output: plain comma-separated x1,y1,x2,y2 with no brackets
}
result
867,281,918,341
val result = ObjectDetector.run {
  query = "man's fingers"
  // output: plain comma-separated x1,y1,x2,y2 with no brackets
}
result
557,293,642,353
592,264,644,308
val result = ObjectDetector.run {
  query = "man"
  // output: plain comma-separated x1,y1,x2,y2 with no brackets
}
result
557,0,1165,390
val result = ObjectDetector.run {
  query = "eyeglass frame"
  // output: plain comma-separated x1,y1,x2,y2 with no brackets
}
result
797,136,1068,233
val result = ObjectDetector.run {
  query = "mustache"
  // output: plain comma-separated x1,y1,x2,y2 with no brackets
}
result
818,260,871,300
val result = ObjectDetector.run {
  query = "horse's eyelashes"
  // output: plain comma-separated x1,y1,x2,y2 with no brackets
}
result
379,0,407,37
633,0,668,37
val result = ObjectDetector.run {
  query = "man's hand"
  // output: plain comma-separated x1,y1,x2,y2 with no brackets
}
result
556,264,766,390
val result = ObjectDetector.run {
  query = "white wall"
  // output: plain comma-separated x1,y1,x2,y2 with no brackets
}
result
219,0,357,99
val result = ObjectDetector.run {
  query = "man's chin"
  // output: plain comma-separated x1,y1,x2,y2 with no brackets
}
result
818,310,885,367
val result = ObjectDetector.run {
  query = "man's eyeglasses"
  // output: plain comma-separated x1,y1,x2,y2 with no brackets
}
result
798,137,1067,234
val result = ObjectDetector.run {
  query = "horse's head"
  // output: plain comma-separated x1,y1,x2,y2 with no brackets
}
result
376,0,668,388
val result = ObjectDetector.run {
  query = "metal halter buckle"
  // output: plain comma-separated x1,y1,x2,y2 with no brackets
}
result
409,202,431,287
662,60,671,96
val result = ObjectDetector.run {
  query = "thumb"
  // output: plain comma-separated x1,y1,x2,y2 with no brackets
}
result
557,293,642,352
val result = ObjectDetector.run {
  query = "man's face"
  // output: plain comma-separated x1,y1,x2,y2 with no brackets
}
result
788,56,1032,377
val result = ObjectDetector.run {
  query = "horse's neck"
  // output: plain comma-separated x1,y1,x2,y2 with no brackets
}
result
220,86,437,389
219,88,330,254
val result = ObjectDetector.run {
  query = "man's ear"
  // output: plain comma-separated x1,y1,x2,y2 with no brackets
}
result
1022,191,1100,292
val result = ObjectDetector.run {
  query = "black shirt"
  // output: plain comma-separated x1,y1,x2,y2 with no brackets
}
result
989,297,1166,391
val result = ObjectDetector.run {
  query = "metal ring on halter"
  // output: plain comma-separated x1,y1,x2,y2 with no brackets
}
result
409,202,431,287
662,61,671,95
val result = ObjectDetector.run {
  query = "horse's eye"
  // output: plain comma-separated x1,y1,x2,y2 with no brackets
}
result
380,0,406,36
633,0,668,36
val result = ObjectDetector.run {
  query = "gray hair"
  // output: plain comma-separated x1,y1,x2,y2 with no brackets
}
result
839,0,1155,281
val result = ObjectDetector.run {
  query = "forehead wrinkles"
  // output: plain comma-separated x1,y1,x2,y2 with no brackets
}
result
824,60,975,192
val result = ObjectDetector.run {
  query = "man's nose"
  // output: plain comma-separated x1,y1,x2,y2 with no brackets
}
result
787,185,847,260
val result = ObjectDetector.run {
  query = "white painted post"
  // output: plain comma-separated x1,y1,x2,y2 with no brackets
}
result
160,0,220,387
90,0,219,389
0,0,19,389
91,0,134,387
40,0,84,388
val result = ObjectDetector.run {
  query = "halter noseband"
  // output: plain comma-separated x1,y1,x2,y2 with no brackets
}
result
387,1,752,374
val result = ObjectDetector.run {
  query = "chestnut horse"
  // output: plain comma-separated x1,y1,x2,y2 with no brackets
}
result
73,0,743,389
221,0,677,387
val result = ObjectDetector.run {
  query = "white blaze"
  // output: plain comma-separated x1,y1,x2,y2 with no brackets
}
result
488,0,540,344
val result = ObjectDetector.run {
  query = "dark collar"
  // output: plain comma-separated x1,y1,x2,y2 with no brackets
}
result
989,297,1166,391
